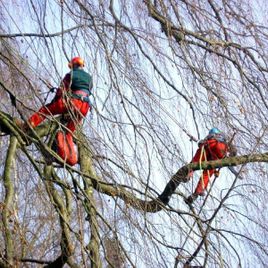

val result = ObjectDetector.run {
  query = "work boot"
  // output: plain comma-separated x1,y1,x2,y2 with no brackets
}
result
184,193,198,205
14,118,28,133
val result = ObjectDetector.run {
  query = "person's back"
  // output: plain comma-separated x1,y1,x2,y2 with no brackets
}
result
70,68,92,92
202,131,228,161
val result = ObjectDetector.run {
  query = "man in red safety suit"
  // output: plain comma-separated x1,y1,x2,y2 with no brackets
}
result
27,56,93,166
185,128,237,204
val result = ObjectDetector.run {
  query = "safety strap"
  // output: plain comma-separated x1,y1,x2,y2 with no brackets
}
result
199,145,207,192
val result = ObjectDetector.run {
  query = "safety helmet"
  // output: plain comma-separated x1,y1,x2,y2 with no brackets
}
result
68,56,85,68
209,127,221,135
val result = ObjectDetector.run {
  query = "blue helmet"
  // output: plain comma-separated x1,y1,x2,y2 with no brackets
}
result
209,127,221,135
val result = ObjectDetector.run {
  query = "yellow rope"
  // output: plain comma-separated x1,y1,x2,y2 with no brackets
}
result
199,145,207,192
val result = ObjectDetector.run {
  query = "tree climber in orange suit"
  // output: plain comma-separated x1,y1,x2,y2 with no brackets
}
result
27,56,93,166
185,128,237,205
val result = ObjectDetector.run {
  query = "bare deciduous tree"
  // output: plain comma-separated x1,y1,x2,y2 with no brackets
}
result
1,1,268,267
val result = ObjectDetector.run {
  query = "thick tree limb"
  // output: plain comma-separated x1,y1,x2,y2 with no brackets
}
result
43,166,74,268
90,153,268,212
78,134,102,268
1,136,18,266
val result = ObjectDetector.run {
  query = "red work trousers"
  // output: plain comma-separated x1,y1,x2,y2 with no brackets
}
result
28,97,90,166
191,139,227,195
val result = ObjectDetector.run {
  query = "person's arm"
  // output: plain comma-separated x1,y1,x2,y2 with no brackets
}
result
225,132,237,157
191,140,206,163
228,142,237,157
54,73,71,99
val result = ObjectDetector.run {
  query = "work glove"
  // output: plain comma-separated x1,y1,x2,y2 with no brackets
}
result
227,142,237,157
228,147,237,157
214,169,220,178
198,139,205,146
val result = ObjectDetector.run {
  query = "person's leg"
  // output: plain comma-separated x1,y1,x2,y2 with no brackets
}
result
55,131,78,166
58,100,90,165
65,132,78,166
28,98,67,128
184,145,207,182
185,145,214,204
55,131,70,163
194,169,215,195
